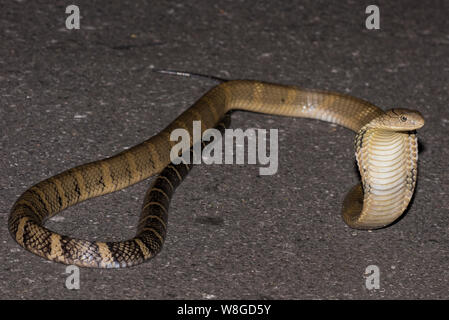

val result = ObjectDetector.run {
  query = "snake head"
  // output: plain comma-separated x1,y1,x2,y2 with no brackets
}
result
367,108,425,131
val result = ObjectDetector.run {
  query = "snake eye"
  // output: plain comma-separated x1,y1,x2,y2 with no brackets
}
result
400,115,407,122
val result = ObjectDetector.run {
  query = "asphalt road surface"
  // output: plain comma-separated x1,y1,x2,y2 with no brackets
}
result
1,0,448,299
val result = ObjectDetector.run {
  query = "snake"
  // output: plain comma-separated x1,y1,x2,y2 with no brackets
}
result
8,77,425,268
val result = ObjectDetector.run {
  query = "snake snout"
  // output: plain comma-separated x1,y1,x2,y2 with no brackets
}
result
409,110,425,130
400,109,425,130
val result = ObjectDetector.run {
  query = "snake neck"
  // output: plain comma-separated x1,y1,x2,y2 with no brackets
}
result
346,126,418,228
215,80,385,132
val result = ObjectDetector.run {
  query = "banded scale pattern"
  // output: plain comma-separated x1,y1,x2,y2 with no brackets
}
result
9,113,230,268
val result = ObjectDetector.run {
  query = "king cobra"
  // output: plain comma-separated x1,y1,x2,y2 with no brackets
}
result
8,75,425,268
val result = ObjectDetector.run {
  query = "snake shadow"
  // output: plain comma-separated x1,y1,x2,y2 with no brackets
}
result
349,138,426,229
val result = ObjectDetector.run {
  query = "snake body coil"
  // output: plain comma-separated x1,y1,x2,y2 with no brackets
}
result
8,80,424,268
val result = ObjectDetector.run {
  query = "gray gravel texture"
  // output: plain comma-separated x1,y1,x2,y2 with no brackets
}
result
1,0,448,299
